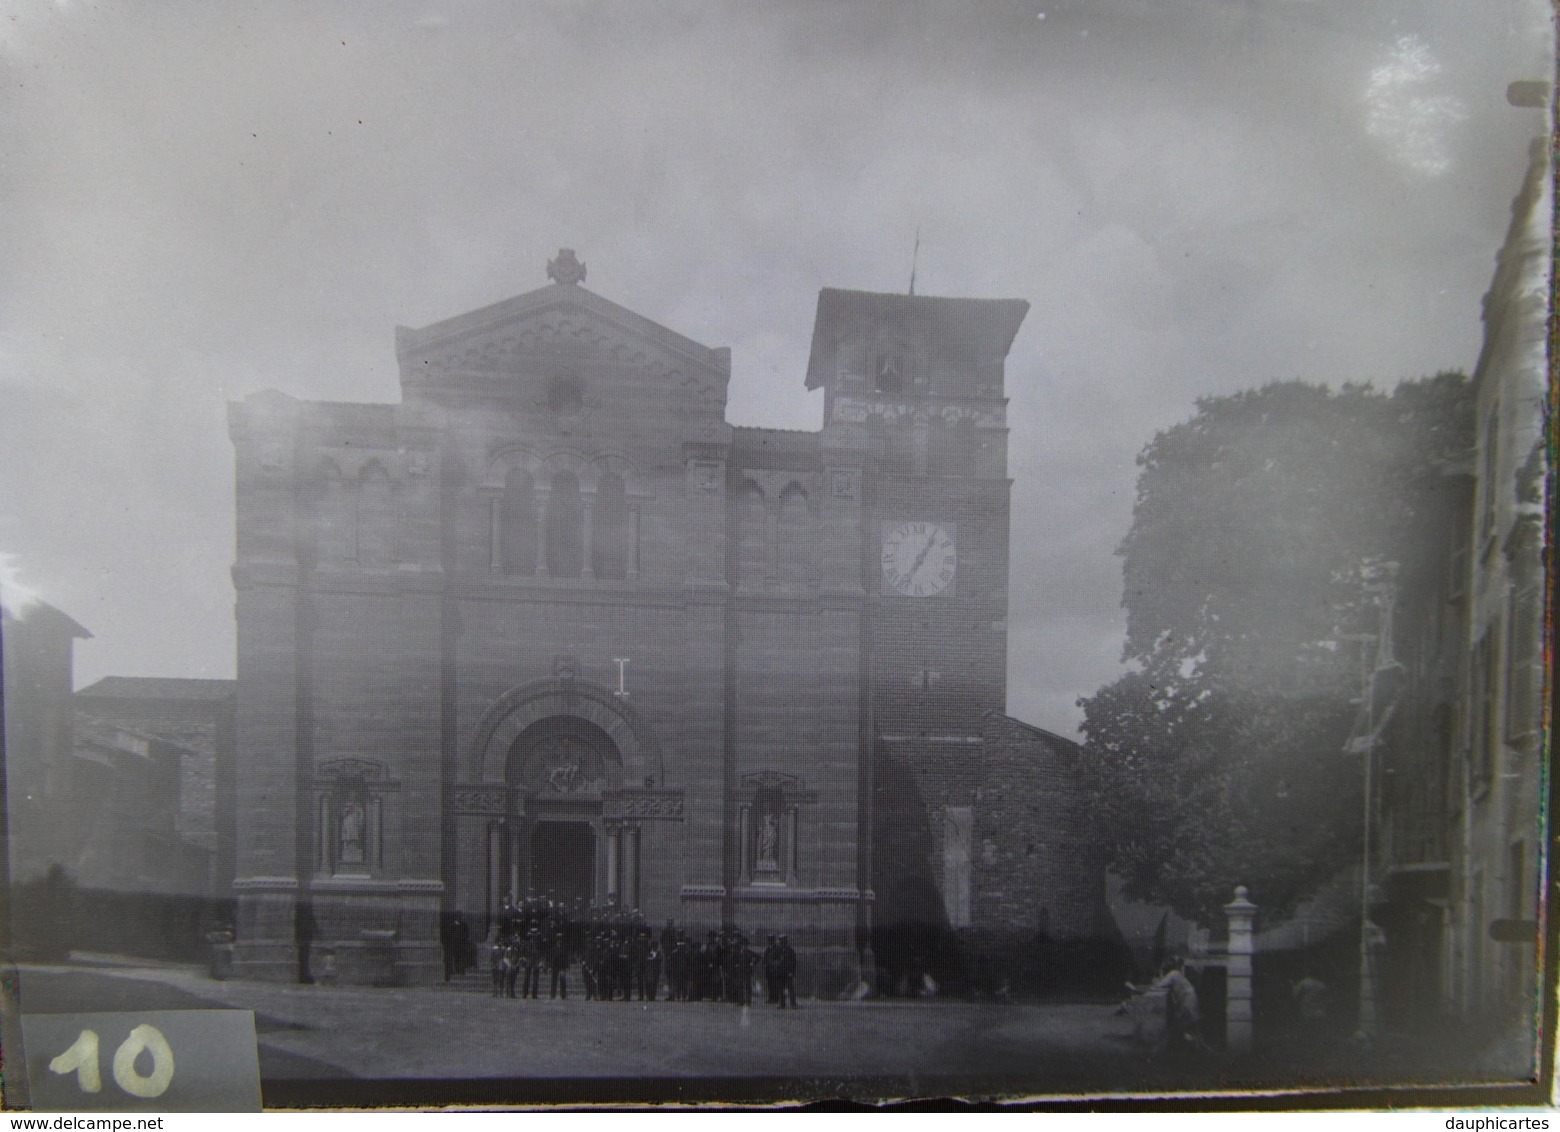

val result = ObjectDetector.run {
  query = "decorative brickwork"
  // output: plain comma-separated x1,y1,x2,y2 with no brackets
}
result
226,262,1103,992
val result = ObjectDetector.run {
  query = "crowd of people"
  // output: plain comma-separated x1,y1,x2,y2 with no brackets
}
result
459,895,799,1007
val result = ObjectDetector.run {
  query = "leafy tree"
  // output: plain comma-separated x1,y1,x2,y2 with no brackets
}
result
1079,376,1472,923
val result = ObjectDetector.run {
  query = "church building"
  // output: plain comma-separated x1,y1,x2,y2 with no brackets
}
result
226,251,1111,991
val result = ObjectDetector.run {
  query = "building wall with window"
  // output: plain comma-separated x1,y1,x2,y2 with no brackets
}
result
1445,137,1549,1032
226,253,1111,989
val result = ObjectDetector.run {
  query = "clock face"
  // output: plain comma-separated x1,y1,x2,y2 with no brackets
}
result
881,521,956,597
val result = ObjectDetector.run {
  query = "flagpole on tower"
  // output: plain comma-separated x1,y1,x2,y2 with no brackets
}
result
909,226,920,296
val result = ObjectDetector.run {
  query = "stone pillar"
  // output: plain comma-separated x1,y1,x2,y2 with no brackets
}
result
604,825,620,904
1224,885,1257,1055
508,823,523,901
316,795,331,873
787,807,800,884
623,825,640,911
737,806,750,882
582,502,595,579
765,508,779,587
627,505,641,579
488,496,501,572
535,489,549,576
486,821,503,936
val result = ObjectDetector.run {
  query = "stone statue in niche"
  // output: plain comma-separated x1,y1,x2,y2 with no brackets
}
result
339,799,366,865
756,812,780,871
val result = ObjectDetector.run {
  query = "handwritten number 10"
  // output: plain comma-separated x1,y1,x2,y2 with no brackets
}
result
49,1026,175,1098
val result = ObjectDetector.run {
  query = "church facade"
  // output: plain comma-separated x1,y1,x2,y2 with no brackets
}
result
227,251,1109,990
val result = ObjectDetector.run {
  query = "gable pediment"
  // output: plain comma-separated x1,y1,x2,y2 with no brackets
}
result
395,283,730,397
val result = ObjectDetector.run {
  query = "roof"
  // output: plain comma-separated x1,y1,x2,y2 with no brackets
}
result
74,714,204,763
804,288,1030,390
0,586,91,639
731,427,822,457
77,676,235,702
395,279,728,376
984,709,1081,752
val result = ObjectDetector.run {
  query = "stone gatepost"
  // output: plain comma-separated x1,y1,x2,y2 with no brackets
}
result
1224,885,1257,1055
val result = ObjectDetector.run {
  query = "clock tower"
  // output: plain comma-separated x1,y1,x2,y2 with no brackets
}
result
806,288,1027,736
806,287,1029,971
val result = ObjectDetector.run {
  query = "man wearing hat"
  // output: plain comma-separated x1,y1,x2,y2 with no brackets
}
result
775,934,798,1008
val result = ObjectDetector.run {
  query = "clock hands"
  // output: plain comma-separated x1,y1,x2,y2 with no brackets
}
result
907,530,939,580
883,523,953,597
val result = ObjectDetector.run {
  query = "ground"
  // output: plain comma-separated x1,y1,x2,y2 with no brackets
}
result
3,958,1538,1108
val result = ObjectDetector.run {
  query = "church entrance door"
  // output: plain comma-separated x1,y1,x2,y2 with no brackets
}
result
531,821,596,906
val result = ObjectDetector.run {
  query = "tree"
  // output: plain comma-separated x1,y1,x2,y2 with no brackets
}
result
1079,376,1472,924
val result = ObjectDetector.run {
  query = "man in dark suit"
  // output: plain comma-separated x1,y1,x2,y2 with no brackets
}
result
776,935,798,1008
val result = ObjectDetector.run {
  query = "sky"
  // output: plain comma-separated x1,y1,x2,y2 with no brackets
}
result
0,0,1552,735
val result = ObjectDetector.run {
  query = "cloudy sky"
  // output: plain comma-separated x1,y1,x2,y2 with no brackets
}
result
1,0,1551,735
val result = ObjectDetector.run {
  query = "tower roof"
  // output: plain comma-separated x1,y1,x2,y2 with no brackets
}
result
804,288,1029,390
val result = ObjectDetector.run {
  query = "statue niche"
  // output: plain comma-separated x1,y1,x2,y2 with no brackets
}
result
506,716,623,797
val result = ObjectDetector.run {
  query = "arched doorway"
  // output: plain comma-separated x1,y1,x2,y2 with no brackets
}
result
454,677,678,934
502,716,622,907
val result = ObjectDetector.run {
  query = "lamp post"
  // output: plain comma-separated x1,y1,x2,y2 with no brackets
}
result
1349,563,1400,1042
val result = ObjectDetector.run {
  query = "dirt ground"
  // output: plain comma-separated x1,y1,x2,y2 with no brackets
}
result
6,960,1535,1108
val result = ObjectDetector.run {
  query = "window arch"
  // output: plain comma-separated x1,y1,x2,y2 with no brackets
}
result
357,464,395,571
315,463,354,567
738,482,768,586
546,471,584,578
500,469,538,575
777,484,810,587
592,472,629,580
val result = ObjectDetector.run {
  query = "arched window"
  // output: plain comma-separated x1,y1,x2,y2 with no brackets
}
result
316,464,354,567
357,465,395,571
546,471,584,578
738,483,767,586
777,484,810,588
874,349,906,393
592,472,629,580
500,469,538,575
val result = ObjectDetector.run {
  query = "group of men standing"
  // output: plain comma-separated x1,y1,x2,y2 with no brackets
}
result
487,894,576,1000
475,893,799,1007
660,926,798,1007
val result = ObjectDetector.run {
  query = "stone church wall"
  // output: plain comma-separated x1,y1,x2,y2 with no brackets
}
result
221,267,1102,993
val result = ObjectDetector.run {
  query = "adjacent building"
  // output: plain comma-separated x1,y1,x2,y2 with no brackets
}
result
1445,136,1550,1034
1375,135,1549,1047
3,596,232,961
2,589,90,886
